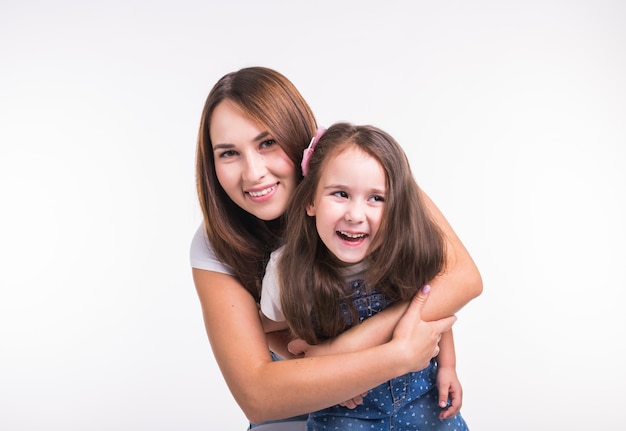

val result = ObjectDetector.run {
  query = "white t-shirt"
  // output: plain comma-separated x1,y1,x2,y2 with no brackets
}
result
189,223,235,275
260,247,368,322
260,248,286,321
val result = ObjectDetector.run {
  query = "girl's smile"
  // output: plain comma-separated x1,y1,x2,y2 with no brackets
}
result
306,146,386,264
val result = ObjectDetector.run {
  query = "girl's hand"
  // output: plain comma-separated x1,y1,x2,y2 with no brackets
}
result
287,338,316,357
338,392,368,409
436,366,463,419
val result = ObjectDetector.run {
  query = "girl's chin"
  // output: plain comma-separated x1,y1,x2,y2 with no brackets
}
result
331,249,367,264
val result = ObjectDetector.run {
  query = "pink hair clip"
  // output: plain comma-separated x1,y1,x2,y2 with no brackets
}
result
301,127,326,176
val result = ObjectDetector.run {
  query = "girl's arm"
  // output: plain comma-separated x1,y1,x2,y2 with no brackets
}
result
193,268,453,423
435,329,463,419
288,189,482,358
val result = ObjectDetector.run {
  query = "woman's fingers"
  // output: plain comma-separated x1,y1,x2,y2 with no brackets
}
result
432,315,457,335
393,285,457,372
401,284,431,321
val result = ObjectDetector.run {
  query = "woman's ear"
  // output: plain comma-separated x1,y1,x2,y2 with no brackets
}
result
306,203,315,216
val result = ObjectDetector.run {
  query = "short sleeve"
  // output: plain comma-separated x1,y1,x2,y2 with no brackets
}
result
260,248,286,322
189,223,235,276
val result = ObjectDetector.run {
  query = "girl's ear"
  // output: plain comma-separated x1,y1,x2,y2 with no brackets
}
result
306,202,316,216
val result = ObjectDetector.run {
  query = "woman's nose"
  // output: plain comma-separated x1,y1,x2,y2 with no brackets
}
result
242,152,267,182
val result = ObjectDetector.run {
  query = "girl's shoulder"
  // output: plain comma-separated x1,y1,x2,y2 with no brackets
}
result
268,245,286,262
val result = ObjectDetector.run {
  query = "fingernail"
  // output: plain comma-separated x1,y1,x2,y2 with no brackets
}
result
422,284,431,294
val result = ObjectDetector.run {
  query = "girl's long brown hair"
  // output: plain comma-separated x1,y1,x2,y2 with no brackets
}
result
195,67,317,300
278,123,446,344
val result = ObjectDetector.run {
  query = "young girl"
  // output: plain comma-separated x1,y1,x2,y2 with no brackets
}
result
191,66,482,429
260,123,468,430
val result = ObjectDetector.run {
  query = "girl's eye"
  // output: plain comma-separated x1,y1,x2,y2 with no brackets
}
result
370,195,385,203
332,191,348,198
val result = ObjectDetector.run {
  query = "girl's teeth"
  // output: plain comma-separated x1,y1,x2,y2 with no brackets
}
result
340,231,365,239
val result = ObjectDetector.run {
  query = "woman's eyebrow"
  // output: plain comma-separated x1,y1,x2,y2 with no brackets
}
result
212,142,234,151
253,131,270,142
212,131,271,151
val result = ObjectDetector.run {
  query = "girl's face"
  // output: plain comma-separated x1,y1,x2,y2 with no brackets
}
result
306,146,386,264
210,100,298,221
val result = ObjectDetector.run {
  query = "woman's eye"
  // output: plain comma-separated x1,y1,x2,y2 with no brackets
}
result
218,150,238,158
332,191,348,198
260,139,276,149
370,195,385,203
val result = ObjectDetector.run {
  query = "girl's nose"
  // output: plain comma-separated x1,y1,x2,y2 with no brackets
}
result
344,203,365,223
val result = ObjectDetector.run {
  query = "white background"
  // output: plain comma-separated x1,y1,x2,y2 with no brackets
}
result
1,1,625,430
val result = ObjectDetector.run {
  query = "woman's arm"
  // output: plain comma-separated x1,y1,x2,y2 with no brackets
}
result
288,189,482,358
417,189,483,319
193,268,453,423
260,314,296,359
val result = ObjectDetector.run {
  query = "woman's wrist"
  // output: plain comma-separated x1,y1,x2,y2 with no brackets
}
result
328,301,409,354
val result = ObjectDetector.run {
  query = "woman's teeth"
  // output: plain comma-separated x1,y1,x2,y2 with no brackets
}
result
248,185,276,197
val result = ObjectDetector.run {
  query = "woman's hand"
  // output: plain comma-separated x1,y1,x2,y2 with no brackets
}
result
391,285,457,373
290,285,456,376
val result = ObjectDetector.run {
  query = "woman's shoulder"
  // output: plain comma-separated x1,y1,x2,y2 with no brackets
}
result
189,223,235,275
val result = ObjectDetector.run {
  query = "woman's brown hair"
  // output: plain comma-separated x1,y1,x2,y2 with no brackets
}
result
278,123,446,344
195,67,317,300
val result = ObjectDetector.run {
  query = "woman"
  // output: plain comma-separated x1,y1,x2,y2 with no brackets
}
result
190,66,482,428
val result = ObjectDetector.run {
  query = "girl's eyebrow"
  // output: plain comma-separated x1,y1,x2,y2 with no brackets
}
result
321,183,346,191
320,184,386,196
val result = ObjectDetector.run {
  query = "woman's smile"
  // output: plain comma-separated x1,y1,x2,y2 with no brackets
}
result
246,183,279,199
211,100,297,220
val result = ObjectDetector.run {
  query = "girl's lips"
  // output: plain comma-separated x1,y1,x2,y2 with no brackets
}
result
337,231,368,242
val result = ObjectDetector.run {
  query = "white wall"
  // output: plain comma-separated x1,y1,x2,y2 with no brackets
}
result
1,1,624,430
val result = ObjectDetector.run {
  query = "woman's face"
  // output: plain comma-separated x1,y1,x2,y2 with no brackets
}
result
210,100,298,221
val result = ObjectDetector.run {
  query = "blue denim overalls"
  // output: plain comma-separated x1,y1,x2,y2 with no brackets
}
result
307,280,469,431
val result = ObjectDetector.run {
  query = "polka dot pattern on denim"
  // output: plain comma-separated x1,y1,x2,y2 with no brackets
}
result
307,280,470,431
